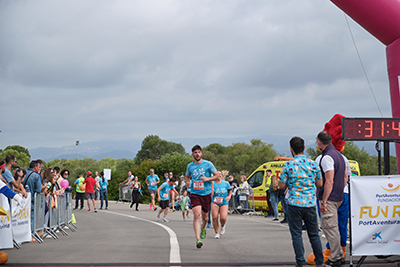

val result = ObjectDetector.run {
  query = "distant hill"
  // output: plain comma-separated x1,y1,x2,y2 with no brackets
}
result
29,136,389,162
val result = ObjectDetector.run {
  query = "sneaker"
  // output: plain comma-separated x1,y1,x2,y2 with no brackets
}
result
237,205,242,209
200,229,206,239
220,226,226,235
196,239,203,249
324,259,342,267
272,218,279,222
88,209,92,212
156,213,160,222
173,207,176,212
99,207,103,210
150,203,153,210
105,208,108,210
242,212,249,216
163,217,170,223
136,208,139,211
264,214,273,218
214,233,220,239
154,207,157,211
206,222,211,228
280,219,288,223
94,209,97,213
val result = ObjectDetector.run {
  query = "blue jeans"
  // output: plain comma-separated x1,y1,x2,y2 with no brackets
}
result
31,203,35,233
281,197,288,220
269,191,280,218
96,189,100,200
287,204,323,266
100,190,108,209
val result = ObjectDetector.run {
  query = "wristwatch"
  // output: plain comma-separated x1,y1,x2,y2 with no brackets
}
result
321,201,327,205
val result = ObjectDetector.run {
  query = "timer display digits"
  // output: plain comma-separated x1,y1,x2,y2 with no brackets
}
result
342,118,400,141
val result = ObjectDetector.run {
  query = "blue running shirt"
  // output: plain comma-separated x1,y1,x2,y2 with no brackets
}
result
159,182,174,201
146,174,160,190
212,180,231,206
185,159,217,196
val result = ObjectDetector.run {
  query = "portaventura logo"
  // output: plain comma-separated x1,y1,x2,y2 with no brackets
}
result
381,183,400,192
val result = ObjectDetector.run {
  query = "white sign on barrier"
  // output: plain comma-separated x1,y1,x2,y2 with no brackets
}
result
11,193,32,244
350,175,400,256
104,169,111,180
0,194,13,249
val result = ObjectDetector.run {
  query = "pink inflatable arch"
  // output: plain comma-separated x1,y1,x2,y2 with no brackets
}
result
330,0,400,172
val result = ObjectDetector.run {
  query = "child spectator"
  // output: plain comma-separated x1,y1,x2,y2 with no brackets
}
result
180,190,190,221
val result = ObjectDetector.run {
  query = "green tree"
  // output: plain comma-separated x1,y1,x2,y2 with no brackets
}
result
157,152,193,179
0,147,31,169
135,135,186,163
4,145,31,159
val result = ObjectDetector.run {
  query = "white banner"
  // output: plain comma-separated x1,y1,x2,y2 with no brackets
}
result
11,193,32,244
0,194,13,249
104,169,111,180
350,175,400,256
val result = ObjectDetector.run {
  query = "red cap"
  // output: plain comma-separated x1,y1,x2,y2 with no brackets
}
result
86,171,92,175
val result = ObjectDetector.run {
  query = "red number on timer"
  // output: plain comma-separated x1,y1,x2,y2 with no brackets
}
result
393,122,400,136
365,120,373,137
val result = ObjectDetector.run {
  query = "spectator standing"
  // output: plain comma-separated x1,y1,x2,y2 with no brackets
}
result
84,171,97,212
130,176,141,211
146,169,160,211
185,144,218,249
60,169,72,193
74,173,85,210
99,172,108,210
279,136,324,267
180,190,190,221
4,155,27,197
94,171,100,201
269,175,280,222
227,175,239,212
23,160,43,233
237,175,251,214
264,169,274,217
316,131,347,267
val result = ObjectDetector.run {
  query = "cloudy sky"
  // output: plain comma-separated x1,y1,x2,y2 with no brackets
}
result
0,0,391,153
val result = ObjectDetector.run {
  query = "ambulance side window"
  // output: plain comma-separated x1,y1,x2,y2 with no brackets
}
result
247,171,264,188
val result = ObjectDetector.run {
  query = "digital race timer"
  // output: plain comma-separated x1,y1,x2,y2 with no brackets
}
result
342,118,400,141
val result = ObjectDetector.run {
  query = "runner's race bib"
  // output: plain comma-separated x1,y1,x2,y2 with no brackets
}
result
151,182,155,186
214,197,223,204
163,193,168,199
193,181,204,190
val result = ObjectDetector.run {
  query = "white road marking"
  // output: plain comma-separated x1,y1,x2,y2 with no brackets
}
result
104,210,181,264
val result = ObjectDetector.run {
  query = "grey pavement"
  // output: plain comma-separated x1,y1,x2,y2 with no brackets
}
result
4,201,400,267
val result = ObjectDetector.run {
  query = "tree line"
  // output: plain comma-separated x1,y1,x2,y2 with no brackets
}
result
0,135,396,203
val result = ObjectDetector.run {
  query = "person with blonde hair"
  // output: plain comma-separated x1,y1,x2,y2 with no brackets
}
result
211,171,232,239
237,175,251,214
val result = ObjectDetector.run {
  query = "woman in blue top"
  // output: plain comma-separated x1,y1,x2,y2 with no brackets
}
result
211,171,232,239
99,172,109,210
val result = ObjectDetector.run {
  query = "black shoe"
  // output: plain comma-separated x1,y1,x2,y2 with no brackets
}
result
340,258,345,265
130,203,133,208
280,219,287,223
136,209,139,211
325,259,342,267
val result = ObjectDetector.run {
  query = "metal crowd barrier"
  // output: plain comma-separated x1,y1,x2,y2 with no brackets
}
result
31,193,77,243
117,184,132,203
230,188,256,216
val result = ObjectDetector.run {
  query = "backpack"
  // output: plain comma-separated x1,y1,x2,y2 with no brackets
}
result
271,175,278,191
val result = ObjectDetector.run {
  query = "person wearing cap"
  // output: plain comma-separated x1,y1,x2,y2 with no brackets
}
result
84,171,98,212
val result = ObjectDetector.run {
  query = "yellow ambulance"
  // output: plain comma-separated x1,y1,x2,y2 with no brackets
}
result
246,157,360,211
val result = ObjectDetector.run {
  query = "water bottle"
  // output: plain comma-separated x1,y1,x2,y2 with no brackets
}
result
25,185,30,192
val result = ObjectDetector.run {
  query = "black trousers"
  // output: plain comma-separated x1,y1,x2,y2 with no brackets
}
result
75,192,85,209
130,190,140,209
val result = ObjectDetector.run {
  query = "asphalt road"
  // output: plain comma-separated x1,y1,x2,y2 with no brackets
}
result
3,201,400,267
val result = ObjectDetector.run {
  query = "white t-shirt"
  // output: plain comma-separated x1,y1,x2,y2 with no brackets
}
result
315,154,350,194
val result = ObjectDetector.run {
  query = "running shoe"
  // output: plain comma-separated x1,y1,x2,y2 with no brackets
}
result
214,233,220,239
150,203,153,210
88,209,92,212
163,217,170,223
272,218,279,222
196,239,203,249
94,209,97,213
154,207,157,211
206,222,211,228
156,213,160,222
220,225,226,235
200,229,206,239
